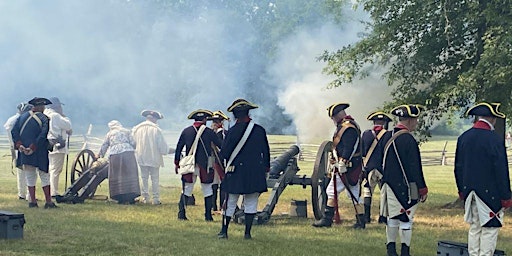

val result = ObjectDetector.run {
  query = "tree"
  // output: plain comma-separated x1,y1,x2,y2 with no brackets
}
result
321,0,512,137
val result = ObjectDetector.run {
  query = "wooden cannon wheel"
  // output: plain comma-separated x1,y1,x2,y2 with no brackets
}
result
311,140,332,220
70,149,97,184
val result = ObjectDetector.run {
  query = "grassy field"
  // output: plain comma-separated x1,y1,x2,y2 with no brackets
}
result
0,135,511,256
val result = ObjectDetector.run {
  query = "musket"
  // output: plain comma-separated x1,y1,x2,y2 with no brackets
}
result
64,134,70,191
10,147,16,175
331,150,361,218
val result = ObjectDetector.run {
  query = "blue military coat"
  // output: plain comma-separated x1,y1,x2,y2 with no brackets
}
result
220,120,270,194
11,111,50,172
455,120,511,227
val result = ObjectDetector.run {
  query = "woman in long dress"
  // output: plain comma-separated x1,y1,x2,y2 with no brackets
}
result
98,120,140,204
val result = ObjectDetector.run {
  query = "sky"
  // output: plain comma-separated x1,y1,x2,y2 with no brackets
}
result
0,0,390,142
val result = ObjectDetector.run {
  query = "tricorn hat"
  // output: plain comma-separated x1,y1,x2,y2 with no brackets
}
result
366,111,393,122
209,110,230,121
187,109,213,120
327,103,350,118
466,102,506,118
28,97,52,106
141,110,164,119
390,104,424,118
47,97,64,110
227,98,258,112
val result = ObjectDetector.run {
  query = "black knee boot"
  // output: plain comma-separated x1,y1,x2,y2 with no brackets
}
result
353,214,366,229
400,243,410,256
312,206,334,227
205,196,214,221
218,215,231,239
244,213,255,239
364,197,372,223
386,242,398,256
219,191,226,211
178,193,188,220
211,184,219,211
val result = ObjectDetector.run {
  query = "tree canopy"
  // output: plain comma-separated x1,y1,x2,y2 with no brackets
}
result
322,0,512,136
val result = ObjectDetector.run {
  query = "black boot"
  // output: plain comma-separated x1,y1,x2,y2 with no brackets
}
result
364,197,372,223
244,213,255,239
205,196,214,221
178,193,188,220
219,191,226,210
312,206,334,227
186,194,195,206
353,214,366,229
218,215,231,239
386,242,398,256
400,243,410,256
211,184,219,211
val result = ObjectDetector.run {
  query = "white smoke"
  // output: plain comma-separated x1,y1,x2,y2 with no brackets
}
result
0,1,391,139
0,1,252,133
269,11,392,142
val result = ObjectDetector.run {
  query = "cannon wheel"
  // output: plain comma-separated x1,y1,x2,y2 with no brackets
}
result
311,141,332,220
71,149,97,184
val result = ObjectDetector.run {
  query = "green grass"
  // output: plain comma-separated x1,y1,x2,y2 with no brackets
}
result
0,137,511,256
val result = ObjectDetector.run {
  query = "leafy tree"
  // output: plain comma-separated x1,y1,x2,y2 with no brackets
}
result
321,0,512,137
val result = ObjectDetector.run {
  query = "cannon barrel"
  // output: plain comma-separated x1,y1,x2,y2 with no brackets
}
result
268,145,300,179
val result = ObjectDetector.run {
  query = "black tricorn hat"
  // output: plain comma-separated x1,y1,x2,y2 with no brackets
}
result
327,103,350,117
141,110,164,119
208,110,230,121
187,109,213,120
366,111,393,122
466,102,506,118
390,104,424,118
28,97,52,106
227,99,258,112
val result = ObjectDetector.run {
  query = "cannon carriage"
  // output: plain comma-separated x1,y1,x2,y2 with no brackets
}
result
55,149,108,204
56,142,334,224
234,141,334,224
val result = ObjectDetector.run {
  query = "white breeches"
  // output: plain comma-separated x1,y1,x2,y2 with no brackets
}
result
387,217,414,246
49,152,65,195
467,200,500,256
23,165,50,187
140,165,160,202
16,167,28,198
183,175,213,197
326,173,362,204
224,193,259,216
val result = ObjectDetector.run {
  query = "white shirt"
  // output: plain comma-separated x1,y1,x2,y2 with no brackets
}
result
4,113,20,148
44,108,72,154
132,120,168,167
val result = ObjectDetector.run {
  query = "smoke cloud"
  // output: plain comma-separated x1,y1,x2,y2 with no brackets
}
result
269,10,391,142
0,1,390,139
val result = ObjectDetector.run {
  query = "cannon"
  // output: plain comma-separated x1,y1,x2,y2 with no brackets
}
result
55,149,109,204
234,141,333,224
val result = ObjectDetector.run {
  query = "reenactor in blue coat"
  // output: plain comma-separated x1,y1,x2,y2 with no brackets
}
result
313,103,366,229
379,104,428,256
174,109,222,221
208,110,229,212
454,102,512,255
218,99,270,240
361,111,393,223
11,97,57,208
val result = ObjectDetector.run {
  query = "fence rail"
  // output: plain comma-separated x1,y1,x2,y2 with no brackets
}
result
2,133,512,167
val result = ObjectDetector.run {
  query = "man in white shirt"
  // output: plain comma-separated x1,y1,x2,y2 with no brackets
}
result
44,97,72,197
4,103,32,200
132,110,169,205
